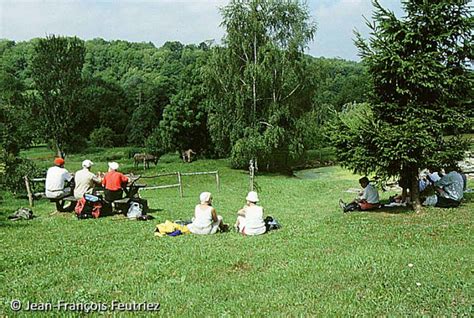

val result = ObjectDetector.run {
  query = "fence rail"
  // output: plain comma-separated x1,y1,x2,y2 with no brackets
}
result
24,170,221,205
180,170,220,192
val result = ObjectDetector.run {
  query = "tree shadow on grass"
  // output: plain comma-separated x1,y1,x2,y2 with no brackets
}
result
148,208,163,213
373,191,473,214
373,206,414,214
462,191,473,203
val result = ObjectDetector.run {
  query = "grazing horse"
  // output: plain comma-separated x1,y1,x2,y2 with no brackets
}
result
133,153,158,169
181,149,196,163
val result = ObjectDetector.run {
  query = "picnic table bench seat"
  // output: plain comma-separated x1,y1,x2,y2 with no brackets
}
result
111,197,131,204
49,195,77,202
48,195,77,212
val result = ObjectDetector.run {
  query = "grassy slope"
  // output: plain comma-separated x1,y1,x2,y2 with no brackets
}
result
0,147,472,316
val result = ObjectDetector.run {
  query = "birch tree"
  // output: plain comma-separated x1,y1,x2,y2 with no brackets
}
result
206,0,316,170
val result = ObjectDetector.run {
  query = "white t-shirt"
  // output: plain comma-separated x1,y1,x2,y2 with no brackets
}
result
74,168,101,199
240,205,266,236
45,166,72,192
188,205,218,235
360,183,379,204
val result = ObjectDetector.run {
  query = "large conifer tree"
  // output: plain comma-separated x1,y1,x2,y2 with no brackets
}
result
331,0,473,211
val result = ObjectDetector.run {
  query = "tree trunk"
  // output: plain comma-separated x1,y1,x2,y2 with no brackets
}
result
410,170,422,213
55,140,64,159
252,33,257,126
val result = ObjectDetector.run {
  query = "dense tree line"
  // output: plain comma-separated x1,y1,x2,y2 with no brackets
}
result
0,0,374,190
0,42,366,150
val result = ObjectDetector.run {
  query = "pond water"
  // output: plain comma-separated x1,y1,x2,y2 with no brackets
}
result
293,166,338,180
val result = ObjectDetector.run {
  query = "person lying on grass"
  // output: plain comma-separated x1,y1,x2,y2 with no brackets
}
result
339,177,380,213
187,192,228,234
235,191,266,236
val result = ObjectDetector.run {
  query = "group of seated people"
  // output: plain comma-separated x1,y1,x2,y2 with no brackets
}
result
45,157,269,235
420,168,466,208
339,166,468,212
45,157,130,203
187,190,267,236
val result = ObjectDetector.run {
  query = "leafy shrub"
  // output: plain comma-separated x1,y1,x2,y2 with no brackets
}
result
0,154,39,192
230,128,301,172
64,135,88,153
90,127,115,148
230,135,266,169
145,130,166,157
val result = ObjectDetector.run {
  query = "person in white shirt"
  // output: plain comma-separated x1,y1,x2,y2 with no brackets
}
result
235,191,266,236
339,177,380,213
423,167,465,208
187,192,228,234
74,159,102,199
45,157,73,199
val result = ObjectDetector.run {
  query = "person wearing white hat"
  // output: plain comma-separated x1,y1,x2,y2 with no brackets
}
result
235,191,266,236
102,162,129,202
187,192,228,234
73,159,102,199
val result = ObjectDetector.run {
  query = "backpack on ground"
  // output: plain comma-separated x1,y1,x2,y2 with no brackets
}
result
75,194,102,219
264,216,281,232
8,207,34,221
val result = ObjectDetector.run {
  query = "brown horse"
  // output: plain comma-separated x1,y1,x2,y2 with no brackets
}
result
133,153,158,169
181,149,196,163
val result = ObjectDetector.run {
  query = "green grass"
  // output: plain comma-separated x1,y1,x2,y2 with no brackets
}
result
1,146,473,316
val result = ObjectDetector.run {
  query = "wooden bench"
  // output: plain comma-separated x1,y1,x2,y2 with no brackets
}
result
111,198,131,204
48,195,77,212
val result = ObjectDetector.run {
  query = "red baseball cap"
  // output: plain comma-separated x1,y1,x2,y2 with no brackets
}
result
54,158,65,166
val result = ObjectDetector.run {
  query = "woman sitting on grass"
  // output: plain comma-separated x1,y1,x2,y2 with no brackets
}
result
235,191,266,236
188,192,228,235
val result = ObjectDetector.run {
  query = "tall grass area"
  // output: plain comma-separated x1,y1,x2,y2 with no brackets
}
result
1,146,472,316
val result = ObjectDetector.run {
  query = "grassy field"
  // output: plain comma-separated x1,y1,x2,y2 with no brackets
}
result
1,146,472,316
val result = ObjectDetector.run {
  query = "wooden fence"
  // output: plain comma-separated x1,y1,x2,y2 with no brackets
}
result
138,170,220,197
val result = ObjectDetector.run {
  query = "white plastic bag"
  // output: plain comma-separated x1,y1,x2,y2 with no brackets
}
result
127,201,143,219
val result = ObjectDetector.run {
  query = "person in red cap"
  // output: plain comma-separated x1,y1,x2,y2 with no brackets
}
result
45,157,73,199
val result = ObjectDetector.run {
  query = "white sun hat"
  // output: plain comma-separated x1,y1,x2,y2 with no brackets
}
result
199,192,212,204
108,162,119,170
246,191,259,203
82,159,94,168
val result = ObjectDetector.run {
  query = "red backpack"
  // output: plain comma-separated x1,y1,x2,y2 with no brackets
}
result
75,195,102,219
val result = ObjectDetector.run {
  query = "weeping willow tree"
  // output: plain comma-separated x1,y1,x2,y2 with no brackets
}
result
205,0,316,171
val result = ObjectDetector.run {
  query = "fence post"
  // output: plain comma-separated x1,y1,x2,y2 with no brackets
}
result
177,172,183,198
249,160,255,191
216,171,220,192
24,176,34,207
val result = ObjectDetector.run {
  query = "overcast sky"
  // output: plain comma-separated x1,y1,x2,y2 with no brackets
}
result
0,0,404,61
